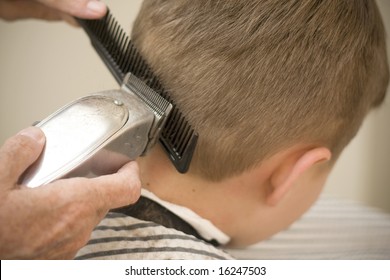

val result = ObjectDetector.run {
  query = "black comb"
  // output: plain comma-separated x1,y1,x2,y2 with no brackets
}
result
76,11,198,173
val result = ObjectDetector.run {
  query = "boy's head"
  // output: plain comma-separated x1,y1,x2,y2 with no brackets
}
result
132,0,389,246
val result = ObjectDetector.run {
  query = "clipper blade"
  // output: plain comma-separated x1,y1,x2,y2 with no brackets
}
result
77,10,198,173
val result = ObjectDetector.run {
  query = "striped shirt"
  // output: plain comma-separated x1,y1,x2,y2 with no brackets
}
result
75,212,233,260
76,195,390,259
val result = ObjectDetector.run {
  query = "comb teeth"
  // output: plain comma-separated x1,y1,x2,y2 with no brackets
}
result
77,11,198,173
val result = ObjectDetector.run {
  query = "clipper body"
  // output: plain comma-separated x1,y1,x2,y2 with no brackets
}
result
23,8,198,187
22,74,172,188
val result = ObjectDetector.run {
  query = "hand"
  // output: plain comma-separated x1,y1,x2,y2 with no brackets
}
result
0,0,107,24
0,127,141,259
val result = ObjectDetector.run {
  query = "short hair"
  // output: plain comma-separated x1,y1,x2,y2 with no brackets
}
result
131,0,389,181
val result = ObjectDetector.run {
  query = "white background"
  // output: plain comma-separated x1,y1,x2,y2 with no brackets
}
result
2,260,390,280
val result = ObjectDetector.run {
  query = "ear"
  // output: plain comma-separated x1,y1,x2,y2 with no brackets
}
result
266,147,331,206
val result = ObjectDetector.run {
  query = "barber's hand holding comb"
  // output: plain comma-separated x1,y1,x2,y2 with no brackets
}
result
0,0,107,25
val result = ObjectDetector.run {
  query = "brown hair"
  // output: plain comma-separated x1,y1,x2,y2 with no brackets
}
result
132,0,389,181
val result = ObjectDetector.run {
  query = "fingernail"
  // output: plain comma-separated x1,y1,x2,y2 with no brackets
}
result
18,127,45,144
87,1,107,15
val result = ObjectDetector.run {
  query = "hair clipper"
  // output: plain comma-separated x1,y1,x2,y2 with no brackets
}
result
22,74,171,187
21,9,198,187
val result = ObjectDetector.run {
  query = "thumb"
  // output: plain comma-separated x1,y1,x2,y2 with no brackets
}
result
0,127,46,187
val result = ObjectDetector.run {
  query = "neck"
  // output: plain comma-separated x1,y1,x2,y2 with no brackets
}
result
137,145,332,247
136,145,263,243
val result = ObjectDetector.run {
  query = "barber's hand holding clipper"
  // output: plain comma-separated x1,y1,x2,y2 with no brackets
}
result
0,127,141,259
0,0,141,259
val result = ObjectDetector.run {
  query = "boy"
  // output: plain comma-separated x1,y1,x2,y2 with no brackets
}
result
76,0,389,259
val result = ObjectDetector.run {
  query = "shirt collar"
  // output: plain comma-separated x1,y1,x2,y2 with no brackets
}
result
141,188,230,245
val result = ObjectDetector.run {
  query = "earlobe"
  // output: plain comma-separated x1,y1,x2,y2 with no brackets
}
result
266,147,331,207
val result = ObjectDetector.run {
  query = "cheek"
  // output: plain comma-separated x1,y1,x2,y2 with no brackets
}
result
283,170,329,226
231,172,329,247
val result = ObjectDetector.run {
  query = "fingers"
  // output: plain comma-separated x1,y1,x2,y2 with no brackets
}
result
0,0,63,21
0,127,45,187
88,161,142,209
0,0,107,22
63,161,141,211
37,0,107,19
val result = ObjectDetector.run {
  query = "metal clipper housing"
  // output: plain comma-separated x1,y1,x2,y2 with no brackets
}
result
77,10,198,174
22,74,172,188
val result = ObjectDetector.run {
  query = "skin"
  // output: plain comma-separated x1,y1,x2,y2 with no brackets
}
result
138,144,332,247
0,0,107,25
